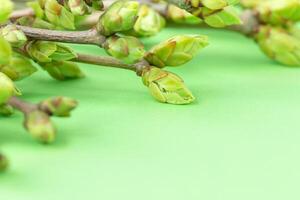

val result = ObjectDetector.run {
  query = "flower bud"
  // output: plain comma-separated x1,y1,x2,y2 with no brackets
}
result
167,4,202,25
0,104,14,116
25,110,56,144
39,96,78,117
0,53,37,81
142,67,195,104
27,1,45,18
97,0,139,36
68,0,91,16
255,26,300,66
0,36,12,65
0,72,20,105
257,0,300,26
0,153,8,172
0,25,27,47
145,35,208,68
17,16,56,30
203,6,241,28
133,5,165,37
44,0,75,30
104,35,145,64
0,0,13,24
26,41,77,63
39,61,85,80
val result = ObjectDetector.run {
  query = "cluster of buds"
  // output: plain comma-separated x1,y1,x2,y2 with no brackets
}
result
0,25,37,81
0,0,241,170
23,96,77,143
19,0,103,30
101,30,208,103
238,0,300,66
165,0,241,27
25,41,84,80
255,26,300,66
0,96,77,144
97,1,165,37
22,96,78,143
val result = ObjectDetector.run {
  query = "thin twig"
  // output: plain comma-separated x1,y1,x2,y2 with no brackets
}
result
8,97,38,114
72,53,137,71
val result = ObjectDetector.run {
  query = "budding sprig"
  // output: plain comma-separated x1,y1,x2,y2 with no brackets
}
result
6,0,209,104
159,0,242,27
16,0,104,30
6,96,78,144
234,0,300,66
1,0,210,170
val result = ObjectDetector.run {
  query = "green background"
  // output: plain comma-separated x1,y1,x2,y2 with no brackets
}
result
1,25,300,200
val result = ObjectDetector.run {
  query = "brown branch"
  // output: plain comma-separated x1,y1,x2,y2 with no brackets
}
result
15,25,106,47
8,97,38,114
72,53,137,71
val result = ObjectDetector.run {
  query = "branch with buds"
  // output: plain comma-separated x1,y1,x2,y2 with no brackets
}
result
0,0,218,169
236,0,300,66
146,0,300,67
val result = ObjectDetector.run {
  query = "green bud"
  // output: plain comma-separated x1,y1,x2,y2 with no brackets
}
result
0,53,37,81
142,67,195,105
257,0,300,25
39,96,78,117
44,0,75,30
104,35,145,64
39,61,85,80
145,34,208,68
68,0,91,16
168,0,241,27
203,6,242,28
0,0,13,24
25,110,56,144
255,26,300,66
0,153,9,172
0,72,20,105
0,104,14,116
26,41,77,63
97,0,139,36
27,1,45,18
17,16,56,30
0,36,12,65
133,5,165,36
0,25,27,47
167,4,202,25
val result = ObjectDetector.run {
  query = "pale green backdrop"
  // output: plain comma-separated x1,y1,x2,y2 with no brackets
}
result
1,25,300,200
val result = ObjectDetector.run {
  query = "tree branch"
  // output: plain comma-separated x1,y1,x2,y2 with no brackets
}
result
15,25,106,47
72,53,137,71
8,97,38,114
